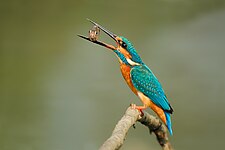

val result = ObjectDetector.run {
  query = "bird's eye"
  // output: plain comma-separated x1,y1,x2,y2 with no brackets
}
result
121,42,127,48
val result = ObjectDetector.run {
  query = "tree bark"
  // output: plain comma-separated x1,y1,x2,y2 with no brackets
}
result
99,106,173,150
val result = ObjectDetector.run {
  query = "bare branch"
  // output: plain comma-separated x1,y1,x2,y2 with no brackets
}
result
99,105,173,150
138,112,173,150
99,107,141,150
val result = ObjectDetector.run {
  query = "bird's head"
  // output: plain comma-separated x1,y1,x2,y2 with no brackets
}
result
78,19,143,66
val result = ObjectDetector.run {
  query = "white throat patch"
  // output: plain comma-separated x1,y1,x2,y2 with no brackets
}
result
126,58,140,66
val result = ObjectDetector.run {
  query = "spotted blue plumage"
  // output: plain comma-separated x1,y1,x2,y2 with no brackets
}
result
130,65,173,135
130,65,172,112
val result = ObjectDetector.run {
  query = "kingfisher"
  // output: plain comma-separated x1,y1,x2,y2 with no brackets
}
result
78,19,173,135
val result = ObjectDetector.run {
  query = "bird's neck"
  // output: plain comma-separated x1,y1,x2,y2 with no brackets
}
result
114,50,144,66
114,50,130,66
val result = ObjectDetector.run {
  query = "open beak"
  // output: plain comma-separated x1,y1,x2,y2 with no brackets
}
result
78,19,118,50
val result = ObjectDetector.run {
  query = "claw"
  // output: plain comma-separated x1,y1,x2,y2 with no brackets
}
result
136,108,144,116
130,103,145,116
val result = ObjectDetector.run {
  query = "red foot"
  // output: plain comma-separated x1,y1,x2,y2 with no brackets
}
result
130,104,145,116
136,107,144,116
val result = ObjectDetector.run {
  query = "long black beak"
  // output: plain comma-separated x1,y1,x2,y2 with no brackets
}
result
78,19,118,50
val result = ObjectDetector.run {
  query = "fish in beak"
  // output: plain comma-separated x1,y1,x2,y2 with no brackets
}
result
78,19,119,50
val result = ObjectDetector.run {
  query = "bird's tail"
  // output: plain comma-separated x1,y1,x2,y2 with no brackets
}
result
165,111,173,135
147,101,173,135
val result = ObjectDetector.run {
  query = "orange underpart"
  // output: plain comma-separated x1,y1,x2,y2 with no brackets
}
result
150,101,167,125
120,64,138,95
137,92,167,125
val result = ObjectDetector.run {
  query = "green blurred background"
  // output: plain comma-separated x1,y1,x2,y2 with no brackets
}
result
1,0,225,150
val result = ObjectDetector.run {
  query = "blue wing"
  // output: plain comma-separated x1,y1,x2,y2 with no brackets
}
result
130,65,172,112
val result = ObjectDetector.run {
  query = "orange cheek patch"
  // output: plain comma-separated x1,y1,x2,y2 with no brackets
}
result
120,48,131,59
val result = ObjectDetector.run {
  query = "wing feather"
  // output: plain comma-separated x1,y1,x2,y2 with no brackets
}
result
130,65,172,113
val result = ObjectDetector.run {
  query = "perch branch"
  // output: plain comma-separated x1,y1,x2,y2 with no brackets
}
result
99,105,173,150
138,111,173,150
99,106,141,150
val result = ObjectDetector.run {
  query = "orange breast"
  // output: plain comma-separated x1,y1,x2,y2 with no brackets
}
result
120,63,138,95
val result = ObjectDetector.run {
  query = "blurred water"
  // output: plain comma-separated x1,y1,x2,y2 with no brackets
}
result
1,0,225,150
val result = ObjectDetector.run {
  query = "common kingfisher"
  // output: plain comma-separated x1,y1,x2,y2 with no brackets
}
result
78,19,173,135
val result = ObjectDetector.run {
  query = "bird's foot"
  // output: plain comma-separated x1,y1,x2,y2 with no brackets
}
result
135,107,144,116
130,104,145,116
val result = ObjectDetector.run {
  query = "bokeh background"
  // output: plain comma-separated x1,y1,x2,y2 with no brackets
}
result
1,0,225,150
